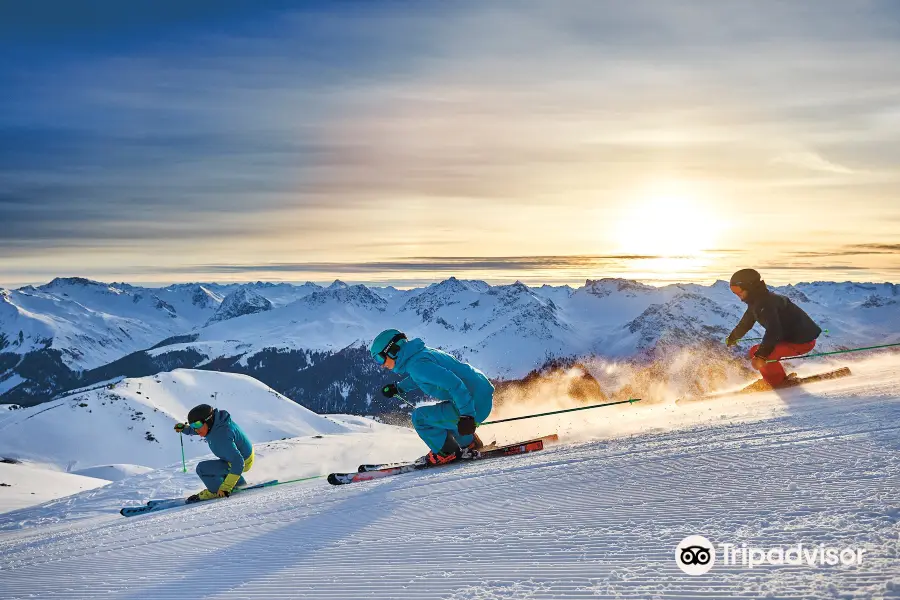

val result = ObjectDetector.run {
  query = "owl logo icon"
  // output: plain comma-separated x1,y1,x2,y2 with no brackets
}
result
676,536,716,575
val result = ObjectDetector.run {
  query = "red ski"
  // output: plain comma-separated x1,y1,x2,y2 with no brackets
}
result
327,437,552,485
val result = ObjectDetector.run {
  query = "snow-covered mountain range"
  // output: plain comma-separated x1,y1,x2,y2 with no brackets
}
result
1,276,898,412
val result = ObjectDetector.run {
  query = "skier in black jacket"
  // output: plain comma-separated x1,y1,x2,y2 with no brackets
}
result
725,268,822,388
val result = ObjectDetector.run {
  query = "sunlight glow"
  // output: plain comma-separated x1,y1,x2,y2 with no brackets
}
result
615,183,720,258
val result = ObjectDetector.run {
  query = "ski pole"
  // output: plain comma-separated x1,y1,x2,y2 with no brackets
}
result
394,392,417,411
767,341,900,363
272,474,327,486
479,398,641,426
744,329,828,342
180,432,186,473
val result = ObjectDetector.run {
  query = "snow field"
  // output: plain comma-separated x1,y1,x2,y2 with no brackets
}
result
0,463,109,514
0,357,897,599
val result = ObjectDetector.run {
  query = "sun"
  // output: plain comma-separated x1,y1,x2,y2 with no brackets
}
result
615,183,718,257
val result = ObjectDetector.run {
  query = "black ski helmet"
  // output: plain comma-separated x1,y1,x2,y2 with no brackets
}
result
730,268,761,289
187,403,214,426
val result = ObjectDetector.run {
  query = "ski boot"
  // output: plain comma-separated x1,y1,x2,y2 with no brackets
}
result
774,372,800,389
420,450,459,466
741,372,799,393
186,489,217,503
416,435,465,467
458,436,483,460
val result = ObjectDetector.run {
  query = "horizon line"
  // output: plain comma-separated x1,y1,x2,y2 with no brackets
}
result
4,272,898,292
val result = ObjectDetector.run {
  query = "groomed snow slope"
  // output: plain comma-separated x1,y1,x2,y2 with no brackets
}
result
71,464,156,482
0,463,109,514
0,357,898,599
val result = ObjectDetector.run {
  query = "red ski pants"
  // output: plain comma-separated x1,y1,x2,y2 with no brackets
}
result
748,340,816,385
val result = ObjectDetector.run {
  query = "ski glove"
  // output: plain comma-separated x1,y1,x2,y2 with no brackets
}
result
457,415,476,436
381,383,399,398
725,334,738,347
174,423,186,433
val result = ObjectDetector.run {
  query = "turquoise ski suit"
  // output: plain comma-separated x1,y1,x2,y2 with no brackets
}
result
181,408,254,492
392,338,494,453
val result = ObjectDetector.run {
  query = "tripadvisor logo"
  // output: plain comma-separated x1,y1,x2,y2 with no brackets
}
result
675,536,866,575
676,535,715,575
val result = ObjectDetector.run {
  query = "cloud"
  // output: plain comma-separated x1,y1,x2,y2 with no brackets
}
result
2,0,900,284
789,244,900,258
771,151,855,174
761,264,871,271
178,255,674,274
850,244,900,253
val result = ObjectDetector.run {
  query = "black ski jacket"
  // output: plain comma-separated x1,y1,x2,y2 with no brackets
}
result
730,288,822,358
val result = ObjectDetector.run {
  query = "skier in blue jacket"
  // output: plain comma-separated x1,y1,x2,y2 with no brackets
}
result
371,329,494,466
174,404,254,502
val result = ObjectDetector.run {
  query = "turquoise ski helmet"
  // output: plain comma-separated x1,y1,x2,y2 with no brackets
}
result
370,329,407,364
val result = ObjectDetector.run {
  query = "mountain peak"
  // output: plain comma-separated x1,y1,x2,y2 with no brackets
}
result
299,284,388,311
432,277,474,293
583,278,655,298
400,277,484,320
41,277,108,290
489,281,534,297
192,285,223,309
206,288,273,325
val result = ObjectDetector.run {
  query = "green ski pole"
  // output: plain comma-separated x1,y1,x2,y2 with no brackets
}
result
768,341,900,362
479,398,641,426
271,474,327,486
394,392,417,411
180,432,186,473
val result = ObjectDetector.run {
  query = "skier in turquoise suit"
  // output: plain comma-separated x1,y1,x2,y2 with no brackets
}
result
371,329,494,466
174,404,254,501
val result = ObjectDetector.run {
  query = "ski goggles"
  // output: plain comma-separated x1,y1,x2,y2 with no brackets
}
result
375,333,406,365
189,416,212,430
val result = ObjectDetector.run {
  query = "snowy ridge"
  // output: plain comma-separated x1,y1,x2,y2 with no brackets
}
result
205,287,273,325
621,292,746,351
0,279,327,373
2,276,899,407
296,283,388,311
0,278,215,371
0,357,897,598
0,369,349,472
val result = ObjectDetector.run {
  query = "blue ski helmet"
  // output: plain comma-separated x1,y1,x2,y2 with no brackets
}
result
370,329,407,364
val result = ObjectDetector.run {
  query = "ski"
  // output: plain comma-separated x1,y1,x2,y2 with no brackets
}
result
120,499,185,517
330,438,551,485
355,440,494,473
677,367,852,405
120,480,278,517
746,366,851,391
356,434,558,472
146,479,278,507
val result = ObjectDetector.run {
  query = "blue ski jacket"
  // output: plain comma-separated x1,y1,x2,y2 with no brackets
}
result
392,338,494,418
182,408,253,476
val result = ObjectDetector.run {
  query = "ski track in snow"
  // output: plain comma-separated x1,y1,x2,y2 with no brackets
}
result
1,363,899,599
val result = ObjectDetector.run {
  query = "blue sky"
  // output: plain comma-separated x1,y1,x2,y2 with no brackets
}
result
2,1,899,288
